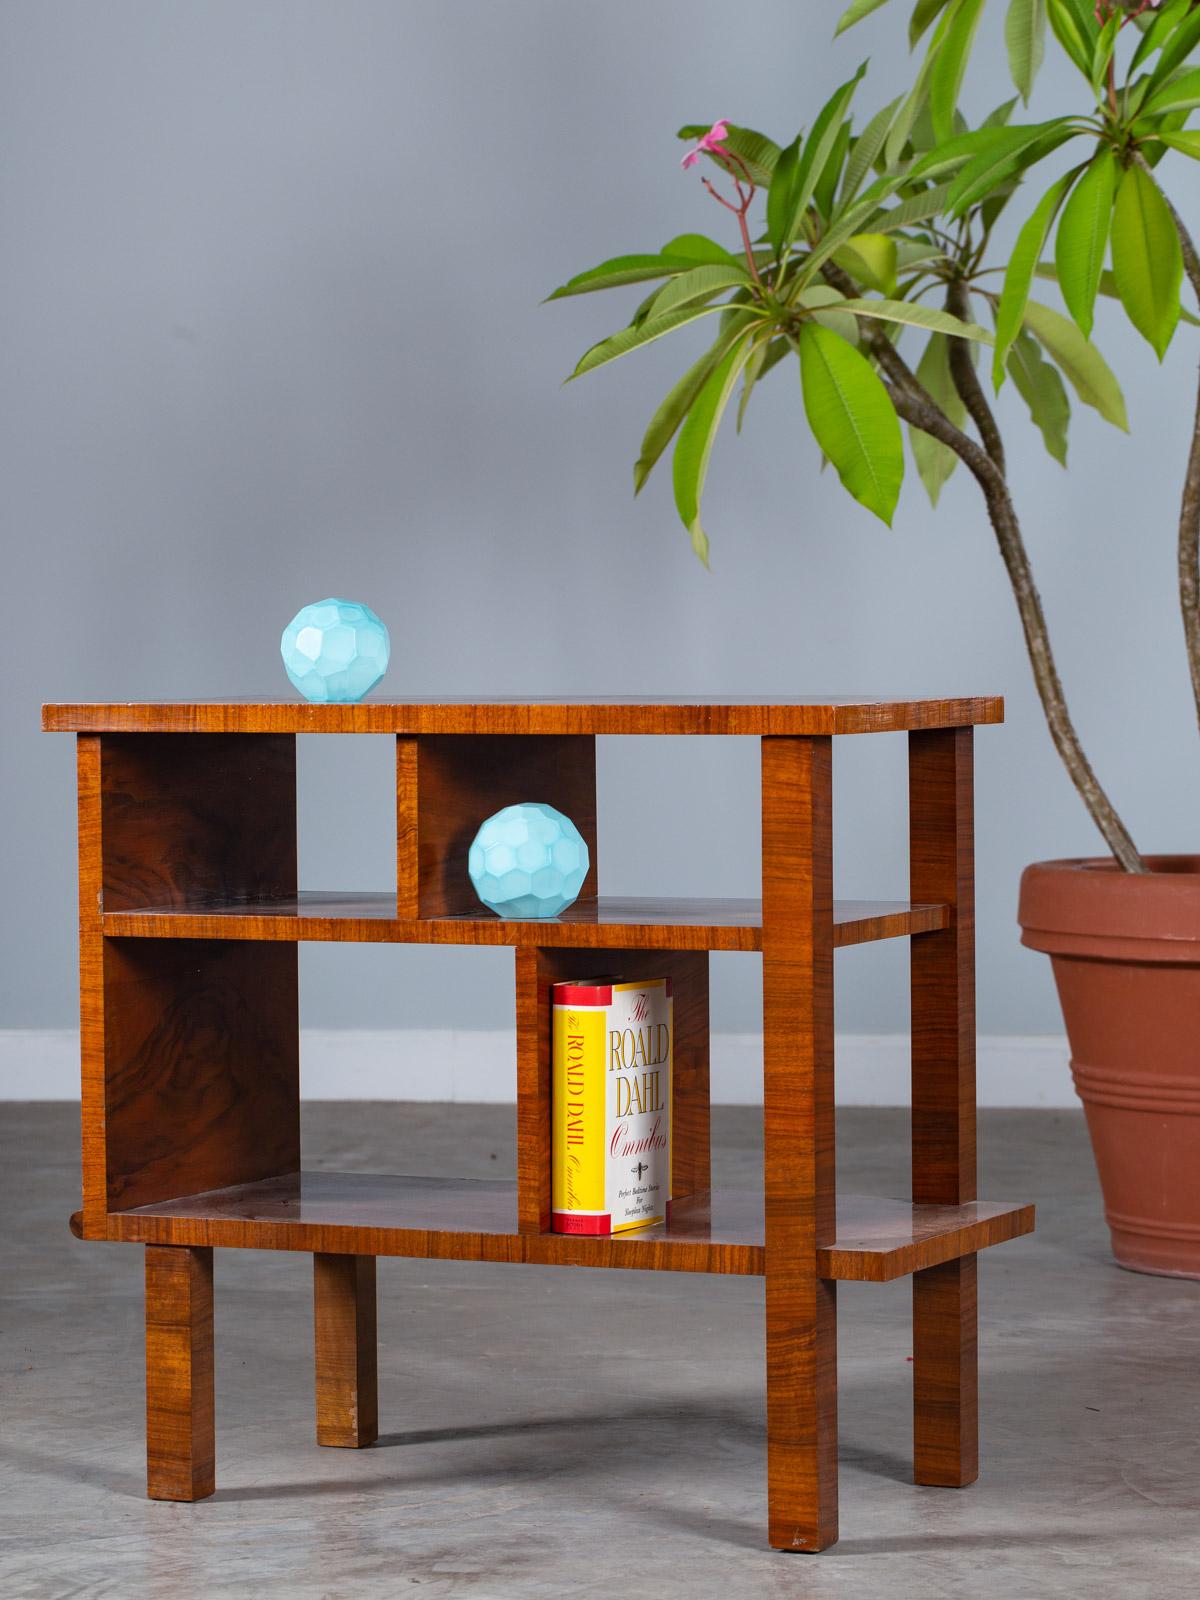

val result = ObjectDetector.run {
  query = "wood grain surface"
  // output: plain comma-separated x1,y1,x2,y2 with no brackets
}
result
145,1245,215,1502
101,1175,1032,1279
44,695,1004,737
100,894,949,952
761,736,838,1552
397,734,598,916
314,1254,378,1448
909,727,979,1488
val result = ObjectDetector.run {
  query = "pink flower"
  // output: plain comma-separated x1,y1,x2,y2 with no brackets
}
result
681,120,731,169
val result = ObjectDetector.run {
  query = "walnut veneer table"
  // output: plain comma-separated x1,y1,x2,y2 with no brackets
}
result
44,695,1033,1553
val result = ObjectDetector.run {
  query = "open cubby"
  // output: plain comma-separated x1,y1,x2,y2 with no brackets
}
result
46,695,1033,1549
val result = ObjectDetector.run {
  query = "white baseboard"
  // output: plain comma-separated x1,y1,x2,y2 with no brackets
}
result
0,1028,1076,1107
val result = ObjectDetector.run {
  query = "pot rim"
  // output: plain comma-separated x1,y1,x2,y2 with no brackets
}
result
1018,855,1200,960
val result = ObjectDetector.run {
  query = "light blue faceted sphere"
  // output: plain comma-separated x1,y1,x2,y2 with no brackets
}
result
280,598,390,703
468,803,590,919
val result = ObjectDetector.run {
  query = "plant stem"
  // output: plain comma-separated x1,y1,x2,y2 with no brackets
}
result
1151,174,1200,742
886,375,1146,871
821,262,1144,866
945,279,1007,475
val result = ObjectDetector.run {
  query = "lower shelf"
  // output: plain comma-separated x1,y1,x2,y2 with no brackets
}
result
91,1173,1034,1281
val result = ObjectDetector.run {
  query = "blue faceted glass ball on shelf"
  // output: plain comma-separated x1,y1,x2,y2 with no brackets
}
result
468,803,590,919
280,598,390,703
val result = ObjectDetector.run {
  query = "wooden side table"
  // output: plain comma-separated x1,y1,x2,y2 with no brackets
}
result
44,695,1033,1552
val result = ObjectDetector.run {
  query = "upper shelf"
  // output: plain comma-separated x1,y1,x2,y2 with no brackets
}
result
101,893,949,951
42,695,1003,737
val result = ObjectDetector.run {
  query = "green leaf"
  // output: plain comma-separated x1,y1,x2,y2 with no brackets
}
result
837,297,993,341
1022,300,1129,428
1144,67,1200,116
1046,0,1093,78
814,120,853,220
1034,259,1200,325
1131,0,1191,72
647,263,753,319
1007,328,1070,464
677,124,781,187
869,179,956,234
832,233,898,295
982,95,1021,128
783,64,869,247
1006,0,1047,103
1110,162,1183,359
1146,8,1200,90
931,0,986,141
910,333,967,505
795,285,860,345
1089,10,1121,103
946,120,1073,217
571,302,746,380
840,95,904,203
547,253,699,300
993,168,1077,388
767,135,803,254
910,0,954,49
1152,129,1200,159
1054,150,1116,338
672,338,755,564
835,0,888,35
738,335,791,430
661,234,737,265
633,312,759,494
796,323,903,525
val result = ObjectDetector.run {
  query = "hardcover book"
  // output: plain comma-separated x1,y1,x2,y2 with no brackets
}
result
551,976,673,1235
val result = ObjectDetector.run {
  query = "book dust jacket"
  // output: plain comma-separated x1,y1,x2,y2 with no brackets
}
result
551,976,672,1235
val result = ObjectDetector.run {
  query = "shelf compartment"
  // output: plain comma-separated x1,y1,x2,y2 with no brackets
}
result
95,1173,1033,1281
101,893,949,952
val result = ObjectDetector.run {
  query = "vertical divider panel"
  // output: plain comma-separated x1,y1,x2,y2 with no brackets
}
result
396,734,598,918
515,946,710,1235
89,734,300,1214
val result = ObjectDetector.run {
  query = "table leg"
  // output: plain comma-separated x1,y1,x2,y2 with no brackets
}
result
910,726,978,1488
761,735,838,1551
314,1253,379,1448
145,1244,215,1501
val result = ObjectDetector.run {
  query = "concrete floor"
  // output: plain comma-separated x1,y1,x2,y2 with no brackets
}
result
1,1105,1198,1600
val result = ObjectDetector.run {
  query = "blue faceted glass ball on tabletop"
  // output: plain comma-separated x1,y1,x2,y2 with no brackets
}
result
468,803,590,918
280,598,390,703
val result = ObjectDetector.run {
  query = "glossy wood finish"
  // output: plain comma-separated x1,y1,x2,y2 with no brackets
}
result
44,695,1004,737
761,736,838,1553
397,734,598,917
53,697,1027,1552
100,893,949,952
514,948,710,1233
98,733,296,910
145,1245,214,1502
909,727,978,1488
104,1173,1032,1278
314,1254,378,1448
101,937,299,1212
76,735,300,1230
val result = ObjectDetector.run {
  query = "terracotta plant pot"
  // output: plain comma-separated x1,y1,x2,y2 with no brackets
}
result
1019,855,1200,1278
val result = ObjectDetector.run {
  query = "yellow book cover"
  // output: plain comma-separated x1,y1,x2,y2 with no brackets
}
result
552,976,672,1235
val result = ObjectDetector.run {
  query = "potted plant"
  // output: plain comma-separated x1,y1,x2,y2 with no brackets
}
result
549,0,1200,1275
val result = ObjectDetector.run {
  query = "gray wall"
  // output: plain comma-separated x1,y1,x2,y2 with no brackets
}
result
4,0,1196,1044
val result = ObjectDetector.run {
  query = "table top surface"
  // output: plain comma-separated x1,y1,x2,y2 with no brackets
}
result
43,694,1003,736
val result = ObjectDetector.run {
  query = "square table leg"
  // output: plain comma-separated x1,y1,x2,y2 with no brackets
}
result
145,1244,215,1502
761,735,838,1551
314,1254,379,1448
909,726,979,1488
